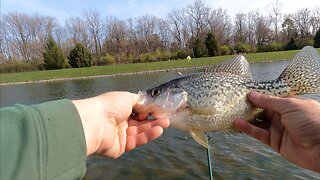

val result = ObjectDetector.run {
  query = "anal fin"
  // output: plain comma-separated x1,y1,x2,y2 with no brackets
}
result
190,130,211,149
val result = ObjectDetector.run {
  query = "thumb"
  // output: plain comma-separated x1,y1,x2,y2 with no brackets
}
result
248,91,288,113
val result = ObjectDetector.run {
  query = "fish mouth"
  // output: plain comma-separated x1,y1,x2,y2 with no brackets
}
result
135,90,188,119
135,91,164,118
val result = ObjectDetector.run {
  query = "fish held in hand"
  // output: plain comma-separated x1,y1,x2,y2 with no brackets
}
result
136,46,320,148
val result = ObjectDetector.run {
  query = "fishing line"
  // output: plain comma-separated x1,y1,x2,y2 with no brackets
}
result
207,148,214,180
206,133,214,180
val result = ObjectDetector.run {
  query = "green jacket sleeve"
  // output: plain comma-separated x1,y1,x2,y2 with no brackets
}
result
0,99,87,180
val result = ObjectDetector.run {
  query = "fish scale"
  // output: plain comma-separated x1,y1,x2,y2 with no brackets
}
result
137,46,320,148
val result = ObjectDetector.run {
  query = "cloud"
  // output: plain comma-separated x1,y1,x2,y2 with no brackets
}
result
2,0,319,23
2,0,77,23
103,0,195,19
205,0,320,17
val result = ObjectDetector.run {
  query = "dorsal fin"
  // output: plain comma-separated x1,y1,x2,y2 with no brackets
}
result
279,46,320,94
205,55,252,78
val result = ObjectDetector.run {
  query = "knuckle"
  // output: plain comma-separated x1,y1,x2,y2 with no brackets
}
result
281,97,298,107
306,99,319,105
263,95,273,105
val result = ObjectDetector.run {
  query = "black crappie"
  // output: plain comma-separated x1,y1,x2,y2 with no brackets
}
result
136,46,320,148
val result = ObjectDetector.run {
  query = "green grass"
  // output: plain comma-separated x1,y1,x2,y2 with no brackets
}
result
1,48,319,84
243,49,305,61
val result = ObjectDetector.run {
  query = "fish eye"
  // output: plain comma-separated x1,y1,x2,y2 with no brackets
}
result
151,88,161,97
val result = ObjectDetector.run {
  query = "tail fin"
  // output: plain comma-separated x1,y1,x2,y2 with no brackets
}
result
279,46,320,95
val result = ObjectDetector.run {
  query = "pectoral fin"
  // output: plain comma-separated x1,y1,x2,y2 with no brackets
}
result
190,130,211,149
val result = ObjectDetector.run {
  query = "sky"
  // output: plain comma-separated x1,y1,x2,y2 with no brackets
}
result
2,0,320,24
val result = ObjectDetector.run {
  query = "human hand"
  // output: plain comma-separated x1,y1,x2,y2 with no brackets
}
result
72,91,170,158
234,91,320,172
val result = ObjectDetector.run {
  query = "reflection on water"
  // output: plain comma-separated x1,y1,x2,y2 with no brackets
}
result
1,61,320,179
250,60,288,81
45,81,68,99
70,79,97,98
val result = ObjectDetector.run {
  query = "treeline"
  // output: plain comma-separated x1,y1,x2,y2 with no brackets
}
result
1,0,320,73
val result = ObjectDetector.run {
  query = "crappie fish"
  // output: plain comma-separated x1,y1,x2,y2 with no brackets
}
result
136,46,320,148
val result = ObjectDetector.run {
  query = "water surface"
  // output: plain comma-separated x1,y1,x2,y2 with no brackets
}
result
1,61,319,179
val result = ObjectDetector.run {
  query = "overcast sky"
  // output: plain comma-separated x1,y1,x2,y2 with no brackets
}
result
2,0,320,23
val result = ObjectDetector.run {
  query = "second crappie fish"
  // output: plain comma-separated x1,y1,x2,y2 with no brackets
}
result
136,46,320,148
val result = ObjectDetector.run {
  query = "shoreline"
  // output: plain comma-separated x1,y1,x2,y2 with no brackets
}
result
0,66,205,86
0,59,288,86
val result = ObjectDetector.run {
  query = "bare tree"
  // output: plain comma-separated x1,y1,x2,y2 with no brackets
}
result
65,16,89,47
167,8,186,48
247,11,256,45
1,15,13,61
185,0,211,38
156,18,171,50
233,13,248,44
29,14,57,60
292,8,312,39
135,15,158,52
104,16,128,61
310,7,320,35
208,8,232,45
267,0,282,41
254,13,272,45
1,12,57,61
126,18,140,56
84,10,105,56
53,25,67,48
3,13,32,61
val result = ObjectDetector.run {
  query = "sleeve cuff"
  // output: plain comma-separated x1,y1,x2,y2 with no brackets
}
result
32,99,87,179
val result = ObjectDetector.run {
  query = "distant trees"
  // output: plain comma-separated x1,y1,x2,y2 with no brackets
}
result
1,12,57,62
234,42,256,54
43,36,68,69
65,16,90,47
292,9,312,39
84,10,104,56
268,0,282,41
193,38,208,58
285,38,298,50
233,13,247,43
205,32,219,56
167,9,187,49
281,17,297,42
185,0,211,38
68,43,93,68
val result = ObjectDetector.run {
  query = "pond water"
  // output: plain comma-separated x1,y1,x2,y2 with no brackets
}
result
1,61,319,179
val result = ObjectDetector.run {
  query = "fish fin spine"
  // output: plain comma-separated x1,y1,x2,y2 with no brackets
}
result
279,46,320,95
190,130,211,149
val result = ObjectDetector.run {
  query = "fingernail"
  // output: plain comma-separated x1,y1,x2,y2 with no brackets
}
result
249,91,261,100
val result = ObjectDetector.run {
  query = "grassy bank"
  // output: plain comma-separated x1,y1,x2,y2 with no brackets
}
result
1,48,319,84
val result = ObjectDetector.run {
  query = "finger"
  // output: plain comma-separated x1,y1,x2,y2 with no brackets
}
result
126,126,163,151
124,92,140,114
132,112,149,120
101,91,139,106
234,119,270,145
268,112,285,152
248,91,289,113
127,118,170,136
121,92,139,107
